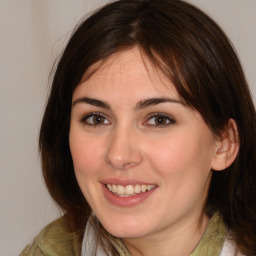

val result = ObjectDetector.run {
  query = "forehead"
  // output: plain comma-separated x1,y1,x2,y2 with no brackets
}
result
73,47,180,101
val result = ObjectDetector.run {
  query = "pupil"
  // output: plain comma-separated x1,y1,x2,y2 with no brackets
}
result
94,116,103,123
156,117,165,124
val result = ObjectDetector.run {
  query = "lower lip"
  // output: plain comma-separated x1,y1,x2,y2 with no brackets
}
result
102,184,157,207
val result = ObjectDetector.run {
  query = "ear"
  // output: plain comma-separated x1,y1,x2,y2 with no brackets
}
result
211,119,240,171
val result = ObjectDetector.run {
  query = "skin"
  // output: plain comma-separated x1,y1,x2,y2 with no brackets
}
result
69,47,223,256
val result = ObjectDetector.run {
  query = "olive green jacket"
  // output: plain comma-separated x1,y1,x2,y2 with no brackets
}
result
20,213,230,256
20,217,81,256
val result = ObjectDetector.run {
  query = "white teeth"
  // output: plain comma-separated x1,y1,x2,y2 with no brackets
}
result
107,184,112,192
116,185,125,195
134,184,141,193
112,184,117,193
125,185,134,195
106,184,156,197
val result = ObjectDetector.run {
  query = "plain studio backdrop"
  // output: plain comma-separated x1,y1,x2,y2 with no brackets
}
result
0,1,255,255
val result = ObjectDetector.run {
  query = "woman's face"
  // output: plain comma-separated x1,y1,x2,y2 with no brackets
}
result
69,47,220,240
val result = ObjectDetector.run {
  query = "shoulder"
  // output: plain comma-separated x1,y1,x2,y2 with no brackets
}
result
19,216,80,256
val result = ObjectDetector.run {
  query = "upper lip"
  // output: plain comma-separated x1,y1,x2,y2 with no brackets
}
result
101,178,157,186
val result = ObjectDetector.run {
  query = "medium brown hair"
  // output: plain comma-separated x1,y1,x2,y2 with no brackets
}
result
40,0,256,254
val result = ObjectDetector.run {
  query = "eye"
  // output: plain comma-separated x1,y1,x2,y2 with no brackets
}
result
81,113,110,126
145,113,175,127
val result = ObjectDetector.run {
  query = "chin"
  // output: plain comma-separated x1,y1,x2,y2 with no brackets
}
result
100,217,151,239
106,227,148,239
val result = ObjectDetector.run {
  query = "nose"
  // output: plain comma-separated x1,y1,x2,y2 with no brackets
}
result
105,126,143,170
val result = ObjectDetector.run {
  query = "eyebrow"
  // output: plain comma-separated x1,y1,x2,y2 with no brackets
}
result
135,97,184,110
72,97,110,109
72,96,184,110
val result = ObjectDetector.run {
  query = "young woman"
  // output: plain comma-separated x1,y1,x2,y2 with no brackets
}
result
21,0,256,255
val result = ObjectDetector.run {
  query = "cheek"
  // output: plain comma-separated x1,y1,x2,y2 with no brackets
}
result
147,136,192,172
69,131,106,208
146,130,214,177
145,131,214,219
69,132,104,177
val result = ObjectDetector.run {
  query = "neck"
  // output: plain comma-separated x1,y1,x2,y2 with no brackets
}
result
122,213,209,256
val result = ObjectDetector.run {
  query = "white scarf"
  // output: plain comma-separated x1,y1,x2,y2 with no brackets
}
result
219,236,244,256
81,219,108,256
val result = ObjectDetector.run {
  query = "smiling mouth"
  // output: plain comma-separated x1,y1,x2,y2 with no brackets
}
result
105,184,157,197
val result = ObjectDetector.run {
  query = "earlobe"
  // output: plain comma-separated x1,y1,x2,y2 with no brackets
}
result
211,119,240,171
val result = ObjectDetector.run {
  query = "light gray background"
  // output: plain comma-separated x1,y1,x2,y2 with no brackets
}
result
0,1,255,255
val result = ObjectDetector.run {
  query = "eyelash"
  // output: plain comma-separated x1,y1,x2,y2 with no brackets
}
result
144,112,176,127
80,112,110,127
80,112,176,127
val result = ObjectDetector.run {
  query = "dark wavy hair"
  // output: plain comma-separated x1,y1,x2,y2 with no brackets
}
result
40,0,256,254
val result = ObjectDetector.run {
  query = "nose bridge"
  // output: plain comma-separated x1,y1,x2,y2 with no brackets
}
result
106,123,143,170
